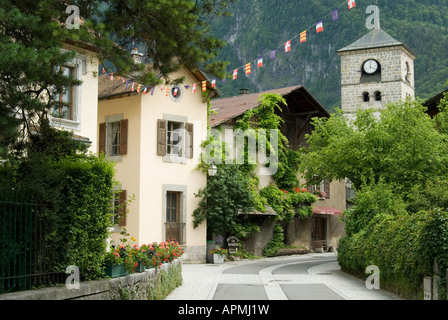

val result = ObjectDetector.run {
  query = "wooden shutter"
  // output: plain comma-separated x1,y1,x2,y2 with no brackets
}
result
157,119,167,156
185,123,194,159
99,123,106,154
120,119,128,155
118,190,127,226
324,179,330,199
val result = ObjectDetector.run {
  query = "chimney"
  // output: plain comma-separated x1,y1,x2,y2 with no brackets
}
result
239,88,249,95
131,47,143,65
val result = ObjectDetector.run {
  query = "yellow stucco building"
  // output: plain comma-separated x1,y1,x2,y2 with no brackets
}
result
97,65,218,263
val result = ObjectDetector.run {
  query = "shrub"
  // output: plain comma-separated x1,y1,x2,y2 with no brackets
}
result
338,209,448,299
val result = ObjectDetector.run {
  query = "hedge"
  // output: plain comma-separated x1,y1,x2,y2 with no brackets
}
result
338,208,448,299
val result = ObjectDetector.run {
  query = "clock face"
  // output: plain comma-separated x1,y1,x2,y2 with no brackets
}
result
363,60,378,74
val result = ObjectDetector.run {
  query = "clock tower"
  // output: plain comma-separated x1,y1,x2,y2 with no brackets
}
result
337,6,416,118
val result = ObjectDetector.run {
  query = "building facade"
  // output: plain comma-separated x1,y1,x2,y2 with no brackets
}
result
338,28,416,121
98,66,218,263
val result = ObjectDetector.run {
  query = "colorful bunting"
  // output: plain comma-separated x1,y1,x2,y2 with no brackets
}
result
245,63,251,74
348,0,356,10
332,9,339,21
300,30,307,43
100,1,358,98
316,20,323,33
285,40,291,52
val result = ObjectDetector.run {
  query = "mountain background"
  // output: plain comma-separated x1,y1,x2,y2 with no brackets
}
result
208,0,448,112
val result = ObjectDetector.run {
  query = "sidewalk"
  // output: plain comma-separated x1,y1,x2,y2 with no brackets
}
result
165,252,404,300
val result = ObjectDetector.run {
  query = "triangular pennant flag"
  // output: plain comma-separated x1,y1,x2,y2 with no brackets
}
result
109,73,114,80
192,83,197,93
316,20,323,33
150,86,155,95
233,69,238,80
202,81,207,92
121,77,126,83
332,9,339,21
348,0,356,10
245,63,251,74
270,50,276,59
131,82,135,91
137,84,142,93
102,67,105,73
143,86,148,95
285,40,291,52
173,87,178,96
300,30,307,43
257,57,263,68
184,85,190,89
160,86,165,91
211,79,216,88
165,87,170,96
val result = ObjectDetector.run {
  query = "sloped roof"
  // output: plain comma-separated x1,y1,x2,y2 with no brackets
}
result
210,85,329,127
98,66,220,100
338,28,415,57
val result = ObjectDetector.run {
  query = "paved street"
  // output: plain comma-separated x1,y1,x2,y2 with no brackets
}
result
166,252,404,300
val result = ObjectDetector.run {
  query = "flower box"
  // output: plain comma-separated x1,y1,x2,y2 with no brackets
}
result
105,263,128,278
213,254,225,264
135,261,146,273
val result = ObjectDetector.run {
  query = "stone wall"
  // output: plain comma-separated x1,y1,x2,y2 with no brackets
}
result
0,259,182,300
339,46,415,115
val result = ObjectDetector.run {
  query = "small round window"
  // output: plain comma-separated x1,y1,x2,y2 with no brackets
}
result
169,86,183,102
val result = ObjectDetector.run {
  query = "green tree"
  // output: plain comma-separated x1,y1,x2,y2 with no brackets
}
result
192,164,259,239
300,99,448,200
0,0,233,158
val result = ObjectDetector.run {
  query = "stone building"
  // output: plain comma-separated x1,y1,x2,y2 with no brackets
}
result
338,28,416,121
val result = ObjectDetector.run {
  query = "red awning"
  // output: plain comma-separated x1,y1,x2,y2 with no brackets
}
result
313,207,344,215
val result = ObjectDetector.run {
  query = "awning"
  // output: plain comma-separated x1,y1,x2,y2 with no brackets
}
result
313,207,344,215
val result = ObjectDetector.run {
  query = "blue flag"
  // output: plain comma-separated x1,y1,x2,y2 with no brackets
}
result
332,9,339,21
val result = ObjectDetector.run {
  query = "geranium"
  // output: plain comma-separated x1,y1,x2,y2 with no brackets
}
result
210,248,228,255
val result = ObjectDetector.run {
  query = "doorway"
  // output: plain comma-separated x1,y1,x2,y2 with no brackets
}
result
311,216,327,251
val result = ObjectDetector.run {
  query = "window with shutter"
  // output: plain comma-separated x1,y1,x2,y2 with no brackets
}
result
324,179,330,199
185,123,194,159
120,119,128,155
157,119,167,156
99,117,128,157
99,122,106,154
118,190,127,226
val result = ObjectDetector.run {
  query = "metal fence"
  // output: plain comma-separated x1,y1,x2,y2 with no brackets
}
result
0,191,65,294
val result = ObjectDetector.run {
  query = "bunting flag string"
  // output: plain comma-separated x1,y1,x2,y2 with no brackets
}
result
100,0,356,98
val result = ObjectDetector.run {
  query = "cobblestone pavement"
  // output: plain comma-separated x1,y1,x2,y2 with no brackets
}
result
166,252,404,300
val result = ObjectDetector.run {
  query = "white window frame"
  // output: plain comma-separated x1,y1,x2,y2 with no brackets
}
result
162,114,189,164
49,51,87,132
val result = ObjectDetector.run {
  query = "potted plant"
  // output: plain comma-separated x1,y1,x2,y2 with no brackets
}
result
105,247,129,278
210,248,228,264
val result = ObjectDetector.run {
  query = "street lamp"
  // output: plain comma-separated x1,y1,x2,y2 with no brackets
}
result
208,164,217,177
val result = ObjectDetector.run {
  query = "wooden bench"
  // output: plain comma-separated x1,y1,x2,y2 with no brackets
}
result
312,240,328,252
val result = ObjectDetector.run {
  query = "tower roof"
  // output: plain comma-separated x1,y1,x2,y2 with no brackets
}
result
338,28,415,58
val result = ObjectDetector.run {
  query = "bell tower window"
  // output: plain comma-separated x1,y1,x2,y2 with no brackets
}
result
363,92,370,102
375,91,382,101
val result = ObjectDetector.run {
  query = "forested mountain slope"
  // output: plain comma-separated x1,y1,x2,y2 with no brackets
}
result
208,0,448,112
